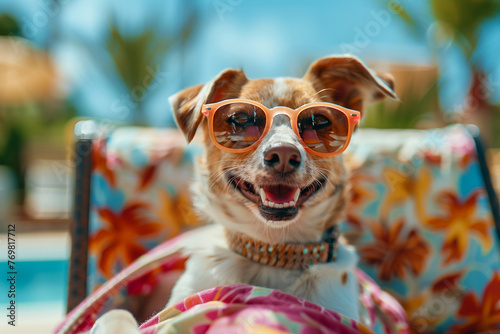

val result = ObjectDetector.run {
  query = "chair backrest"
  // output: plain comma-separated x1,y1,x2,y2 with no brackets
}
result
67,122,500,333
67,122,201,311
342,124,500,333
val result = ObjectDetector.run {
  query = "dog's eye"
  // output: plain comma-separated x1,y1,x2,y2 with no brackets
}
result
228,111,260,127
230,111,249,124
299,114,331,131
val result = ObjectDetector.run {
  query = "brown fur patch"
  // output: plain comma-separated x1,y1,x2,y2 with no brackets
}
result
303,56,396,115
171,84,204,142
239,78,318,109
341,272,348,285
171,69,248,142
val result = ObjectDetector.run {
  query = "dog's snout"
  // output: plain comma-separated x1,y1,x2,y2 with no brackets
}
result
263,144,302,174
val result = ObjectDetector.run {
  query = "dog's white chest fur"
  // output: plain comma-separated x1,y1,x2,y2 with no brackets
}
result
168,225,360,321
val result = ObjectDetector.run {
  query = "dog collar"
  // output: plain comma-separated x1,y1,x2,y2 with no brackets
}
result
226,225,340,269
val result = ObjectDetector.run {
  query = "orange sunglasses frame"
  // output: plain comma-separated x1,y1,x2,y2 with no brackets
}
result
201,99,361,157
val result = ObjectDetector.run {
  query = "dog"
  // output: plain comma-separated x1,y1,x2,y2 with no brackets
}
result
165,55,397,321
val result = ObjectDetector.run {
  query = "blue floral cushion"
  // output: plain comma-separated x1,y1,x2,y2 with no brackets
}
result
343,125,500,333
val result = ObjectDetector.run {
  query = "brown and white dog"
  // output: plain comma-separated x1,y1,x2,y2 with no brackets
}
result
166,55,396,320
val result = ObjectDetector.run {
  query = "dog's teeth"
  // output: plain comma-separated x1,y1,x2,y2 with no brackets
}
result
283,202,290,208
293,188,300,202
289,200,296,207
259,188,266,203
268,202,275,208
264,200,270,207
275,203,283,209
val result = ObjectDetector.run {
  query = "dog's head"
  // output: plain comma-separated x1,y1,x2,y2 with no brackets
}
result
170,55,396,243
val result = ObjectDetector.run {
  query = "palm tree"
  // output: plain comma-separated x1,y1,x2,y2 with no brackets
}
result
386,0,500,141
105,3,198,125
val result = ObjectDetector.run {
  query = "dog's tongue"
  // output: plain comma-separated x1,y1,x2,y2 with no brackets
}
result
262,184,297,204
244,125,260,141
301,129,320,144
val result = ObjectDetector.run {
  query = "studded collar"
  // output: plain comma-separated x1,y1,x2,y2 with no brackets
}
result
225,225,340,269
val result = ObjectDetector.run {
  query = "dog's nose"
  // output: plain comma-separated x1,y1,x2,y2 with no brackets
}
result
263,144,302,174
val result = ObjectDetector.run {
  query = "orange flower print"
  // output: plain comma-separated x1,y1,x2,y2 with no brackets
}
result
452,272,500,333
425,190,491,265
421,146,475,169
138,164,158,191
400,294,427,333
403,272,464,333
157,189,200,237
431,271,463,294
346,173,375,230
458,150,476,169
380,167,431,223
92,140,117,187
349,173,375,207
90,202,164,278
358,220,430,281
422,151,442,166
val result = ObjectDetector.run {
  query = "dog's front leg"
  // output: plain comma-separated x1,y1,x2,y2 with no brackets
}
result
167,247,247,307
167,253,221,307
286,243,360,321
167,268,203,307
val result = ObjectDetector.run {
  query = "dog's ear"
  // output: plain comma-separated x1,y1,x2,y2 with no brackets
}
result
303,55,397,114
169,69,248,143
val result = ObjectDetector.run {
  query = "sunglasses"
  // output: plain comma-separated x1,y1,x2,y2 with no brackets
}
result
201,99,360,157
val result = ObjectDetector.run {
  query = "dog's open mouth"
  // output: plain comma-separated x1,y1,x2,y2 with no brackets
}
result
228,175,326,222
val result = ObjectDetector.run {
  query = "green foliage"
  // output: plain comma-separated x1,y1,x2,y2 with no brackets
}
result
0,101,76,200
0,123,23,190
106,25,172,95
430,0,500,60
361,81,440,129
0,13,20,37
105,9,198,124
386,1,421,40
0,102,76,153
386,0,500,65
381,0,500,142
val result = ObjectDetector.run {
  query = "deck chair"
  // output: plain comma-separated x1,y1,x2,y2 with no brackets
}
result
61,122,499,333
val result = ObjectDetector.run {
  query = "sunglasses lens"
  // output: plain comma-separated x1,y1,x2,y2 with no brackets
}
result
297,106,349,153
213,103,267,149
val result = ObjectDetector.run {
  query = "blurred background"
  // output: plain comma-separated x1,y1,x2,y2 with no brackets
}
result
0,0,499,332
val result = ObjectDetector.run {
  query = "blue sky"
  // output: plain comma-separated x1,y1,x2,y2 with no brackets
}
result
1,0,499,126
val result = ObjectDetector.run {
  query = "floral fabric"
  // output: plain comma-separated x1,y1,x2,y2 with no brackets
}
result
140,284,382,334
56,232,408,334
87,128,201,300
343,125,500,333
68,124,499,333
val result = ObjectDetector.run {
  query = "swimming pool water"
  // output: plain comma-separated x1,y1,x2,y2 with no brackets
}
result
1,260,68,305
